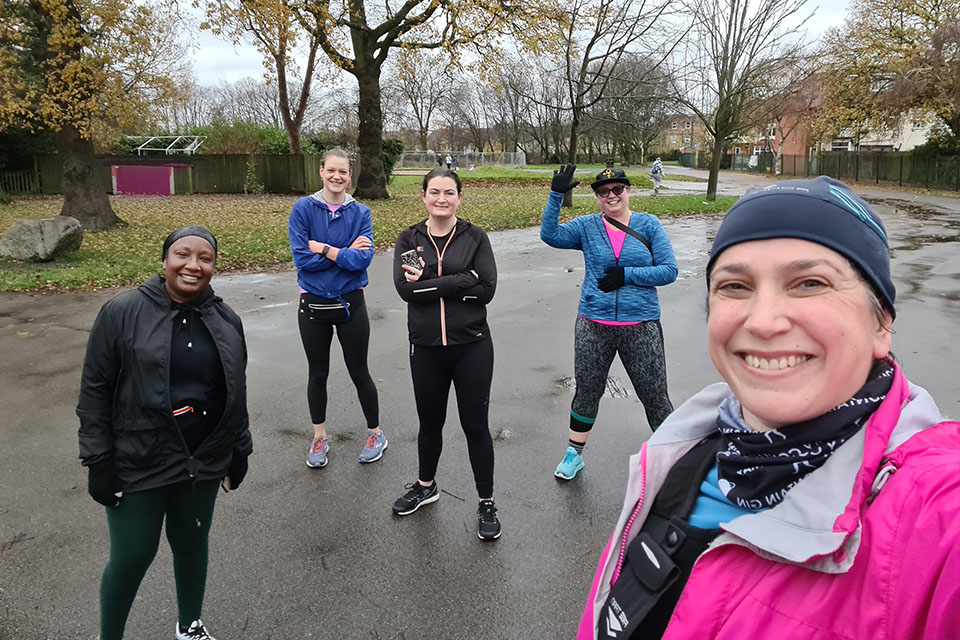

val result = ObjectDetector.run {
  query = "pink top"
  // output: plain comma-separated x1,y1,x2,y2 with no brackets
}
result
586,223,641,327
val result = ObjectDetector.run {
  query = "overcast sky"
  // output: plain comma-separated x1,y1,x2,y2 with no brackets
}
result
187,0,852,87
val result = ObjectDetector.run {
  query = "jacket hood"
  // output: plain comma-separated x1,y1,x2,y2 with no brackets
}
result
650,364,943,570
139,273,218,309
310,191,356,209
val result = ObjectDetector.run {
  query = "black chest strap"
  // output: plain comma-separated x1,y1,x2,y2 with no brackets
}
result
600,433,723,640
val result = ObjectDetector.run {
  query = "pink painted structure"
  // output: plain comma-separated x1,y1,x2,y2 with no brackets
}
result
111,164,190,195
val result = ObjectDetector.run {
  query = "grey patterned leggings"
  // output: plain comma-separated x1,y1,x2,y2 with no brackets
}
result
571,316,674,430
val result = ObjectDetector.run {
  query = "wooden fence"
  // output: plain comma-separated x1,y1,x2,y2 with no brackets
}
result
731,152,960,191
0,170,41,194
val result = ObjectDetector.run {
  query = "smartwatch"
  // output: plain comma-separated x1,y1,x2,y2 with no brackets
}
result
320,244,331,259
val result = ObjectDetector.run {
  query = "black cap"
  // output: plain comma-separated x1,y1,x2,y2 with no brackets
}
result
591,168,631,191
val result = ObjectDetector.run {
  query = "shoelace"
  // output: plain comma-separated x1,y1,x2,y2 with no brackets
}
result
564,450,579,464
364,434,379,449
478,502,497,521
311,438,326,455
182,620,212,639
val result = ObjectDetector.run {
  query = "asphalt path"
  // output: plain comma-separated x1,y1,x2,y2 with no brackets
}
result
1,179,958,639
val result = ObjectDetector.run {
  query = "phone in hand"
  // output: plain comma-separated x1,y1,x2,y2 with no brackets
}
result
221,476,231,493
400,249,420,269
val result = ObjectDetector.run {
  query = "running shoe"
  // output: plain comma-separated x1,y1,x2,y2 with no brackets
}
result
392,481,439,515
359,430,388,463
306,436,329,468
477,500,502,541
175,619,216,640
554,446,585,480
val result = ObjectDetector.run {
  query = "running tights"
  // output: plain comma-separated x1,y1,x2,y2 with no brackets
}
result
297,290,379,427
409,336,495,498
571,317,674,430
99,479,220,640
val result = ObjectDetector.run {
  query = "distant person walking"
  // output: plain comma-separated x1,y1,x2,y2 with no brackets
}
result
445,153,453,169
651,156,664,194
78,225,252,640
541,165,678,481
391,167,502,541
452,155,459,171
288,148,385,469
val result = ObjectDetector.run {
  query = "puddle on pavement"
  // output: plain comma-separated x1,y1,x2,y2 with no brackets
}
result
555,375,632,399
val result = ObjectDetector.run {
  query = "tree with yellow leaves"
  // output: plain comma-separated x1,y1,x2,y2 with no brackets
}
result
0,0,186,229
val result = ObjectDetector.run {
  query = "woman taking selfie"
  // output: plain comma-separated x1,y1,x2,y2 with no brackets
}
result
288,148,385,468
78,226,252,640
578,177,960,640
391,168,501,541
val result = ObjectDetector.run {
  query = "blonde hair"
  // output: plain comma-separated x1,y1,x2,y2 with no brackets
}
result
321,148,351,171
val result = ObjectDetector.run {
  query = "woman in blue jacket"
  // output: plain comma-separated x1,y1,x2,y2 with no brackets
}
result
541,165,678,480
288,148,384,468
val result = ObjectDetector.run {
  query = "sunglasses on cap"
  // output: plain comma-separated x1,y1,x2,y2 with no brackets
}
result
595,184,627,197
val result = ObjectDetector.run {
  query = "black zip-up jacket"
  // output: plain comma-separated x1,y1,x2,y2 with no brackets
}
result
77,275,252,493
394,219,496,346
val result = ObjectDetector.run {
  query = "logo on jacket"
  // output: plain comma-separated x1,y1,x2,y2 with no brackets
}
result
606,597,628,637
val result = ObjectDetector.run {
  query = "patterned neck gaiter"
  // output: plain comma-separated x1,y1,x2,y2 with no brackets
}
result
715,360,894,510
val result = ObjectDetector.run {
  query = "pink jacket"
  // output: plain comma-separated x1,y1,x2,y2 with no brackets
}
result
579,364,960,639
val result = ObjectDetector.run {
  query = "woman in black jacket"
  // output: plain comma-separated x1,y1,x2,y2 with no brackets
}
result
391,168,502,541
77,226,252,640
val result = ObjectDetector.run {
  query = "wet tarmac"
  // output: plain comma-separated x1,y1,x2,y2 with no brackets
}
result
1,184,958,639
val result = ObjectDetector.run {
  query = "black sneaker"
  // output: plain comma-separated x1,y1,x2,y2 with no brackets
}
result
392,481,439,516
477,500,501,541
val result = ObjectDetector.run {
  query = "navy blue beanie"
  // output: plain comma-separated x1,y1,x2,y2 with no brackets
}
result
707,176,895,316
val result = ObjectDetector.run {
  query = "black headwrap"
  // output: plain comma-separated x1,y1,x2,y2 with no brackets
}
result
162,225,218,261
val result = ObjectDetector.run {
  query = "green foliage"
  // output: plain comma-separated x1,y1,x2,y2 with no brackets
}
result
909,128,960,158
198,120,290,155
0,189,10,205
243,158,265,195
0,130,54,170
382,138,404,180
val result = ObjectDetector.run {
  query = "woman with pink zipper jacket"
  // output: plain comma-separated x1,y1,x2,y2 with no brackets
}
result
579,176,959,640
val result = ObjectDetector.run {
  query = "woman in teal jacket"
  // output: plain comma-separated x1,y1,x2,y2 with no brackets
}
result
541,165,678,481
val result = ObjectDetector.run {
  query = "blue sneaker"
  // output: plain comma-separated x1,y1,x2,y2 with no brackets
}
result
359,430,388,463
554,446,584,480
306,436,329,468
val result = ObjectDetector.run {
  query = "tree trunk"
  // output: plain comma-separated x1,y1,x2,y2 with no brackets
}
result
58,125,124,230
562,115,581,208
420,129,428,151
706,135,723,201
353,62,389,199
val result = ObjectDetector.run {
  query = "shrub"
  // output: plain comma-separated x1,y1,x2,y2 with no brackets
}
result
243,157,265,194
383,138,404,180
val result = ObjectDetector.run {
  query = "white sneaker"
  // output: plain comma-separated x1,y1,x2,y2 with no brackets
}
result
175,619,216,640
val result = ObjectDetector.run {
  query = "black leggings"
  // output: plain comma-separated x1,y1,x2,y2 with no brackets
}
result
297,290,379,428
409,336,495,498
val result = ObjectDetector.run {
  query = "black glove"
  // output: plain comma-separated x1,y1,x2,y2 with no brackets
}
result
551,164,580,194
597,266,625,292
87,461,122,507
226,453,248,491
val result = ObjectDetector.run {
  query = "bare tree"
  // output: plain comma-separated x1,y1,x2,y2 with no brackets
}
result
537,0,683,204
385,50,449,151
672,0,811,199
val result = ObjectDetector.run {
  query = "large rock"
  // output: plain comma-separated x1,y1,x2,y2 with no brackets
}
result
0,217,83,262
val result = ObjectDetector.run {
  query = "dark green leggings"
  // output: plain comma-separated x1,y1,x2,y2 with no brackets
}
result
99,479,220,640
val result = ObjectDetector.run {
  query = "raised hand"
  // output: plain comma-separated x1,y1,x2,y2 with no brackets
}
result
551,164,580,194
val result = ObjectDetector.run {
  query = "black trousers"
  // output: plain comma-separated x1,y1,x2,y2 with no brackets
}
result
409,336,495,498
297,290,379,428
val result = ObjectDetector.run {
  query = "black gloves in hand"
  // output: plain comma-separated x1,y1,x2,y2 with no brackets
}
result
88,462,122,507
551,164,580,194
226,453,248,491
597,266,625,292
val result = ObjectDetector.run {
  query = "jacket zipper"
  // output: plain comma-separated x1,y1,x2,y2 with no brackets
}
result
611,443,648,585
426,224,456,346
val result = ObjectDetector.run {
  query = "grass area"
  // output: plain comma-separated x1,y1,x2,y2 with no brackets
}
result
0,177,735,292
